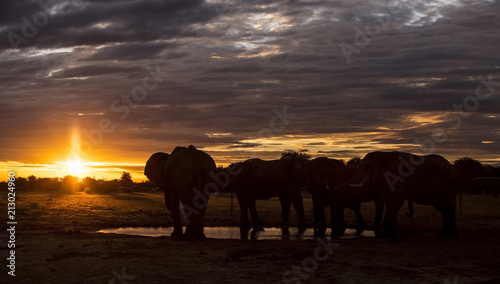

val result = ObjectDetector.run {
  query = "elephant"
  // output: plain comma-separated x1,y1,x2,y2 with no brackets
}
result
330,151,460,238
304,157,368,238
144,145,216,240
228,157,308,239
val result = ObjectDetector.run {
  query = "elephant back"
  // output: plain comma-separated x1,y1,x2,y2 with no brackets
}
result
164,145,216,192
306,157,348,187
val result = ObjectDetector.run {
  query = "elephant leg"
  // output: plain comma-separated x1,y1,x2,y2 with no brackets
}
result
312,200,326,238
248,199,264,231
170,203,183,240
374,198,384,230
279,196,291,236
438,202,458,238
183,205,199,240
182,194,208,240
330,204,346,238
405,200,414,218
184,213,206,240
290,191,307,234
405,200,416,226
238,200,251,239
194,194,209,239
351,202,367,235
347,201,366,228
195,208,207,240
380,196,405,238
164,193,183,240
186,191,209,240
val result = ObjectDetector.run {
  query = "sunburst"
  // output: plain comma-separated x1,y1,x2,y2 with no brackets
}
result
64,159,84,177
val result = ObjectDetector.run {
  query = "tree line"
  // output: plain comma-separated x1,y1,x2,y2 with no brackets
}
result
1,154,499,195
0,172,157,194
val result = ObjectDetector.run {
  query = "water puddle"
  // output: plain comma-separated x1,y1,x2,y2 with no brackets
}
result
98,227,375,240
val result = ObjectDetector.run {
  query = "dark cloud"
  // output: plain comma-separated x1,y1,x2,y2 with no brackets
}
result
1,0,500,172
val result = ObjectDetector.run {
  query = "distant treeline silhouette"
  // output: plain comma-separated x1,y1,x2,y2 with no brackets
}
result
1,155,499,194
0,172,157,194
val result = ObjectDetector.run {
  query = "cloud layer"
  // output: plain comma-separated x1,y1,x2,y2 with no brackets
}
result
1,0,499,177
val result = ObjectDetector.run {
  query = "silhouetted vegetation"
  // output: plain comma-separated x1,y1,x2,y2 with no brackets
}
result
280,150,311,161
0,172,158,194
346,157,362,178
453,157,500,194
453,157,485,179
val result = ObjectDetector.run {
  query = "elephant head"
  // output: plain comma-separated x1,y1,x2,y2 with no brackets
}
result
305,157,348,200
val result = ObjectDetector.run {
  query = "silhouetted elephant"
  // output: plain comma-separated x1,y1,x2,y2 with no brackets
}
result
144,145,216,240
229,158,308,239
331,151,459,238
304,157,368,237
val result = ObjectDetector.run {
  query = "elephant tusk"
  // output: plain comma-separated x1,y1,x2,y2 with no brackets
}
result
349,183,364,188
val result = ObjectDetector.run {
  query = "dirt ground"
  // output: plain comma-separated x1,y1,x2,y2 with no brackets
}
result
3,192,500,283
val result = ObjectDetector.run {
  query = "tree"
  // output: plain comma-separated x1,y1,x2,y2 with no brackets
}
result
484,165,500,177
119,172,134,189
28,175,37,191
453,157,484,179
81,177,99,193
346,157,362,167
346,157,362,178
61,175,79,193
454,157,484,194
280,150,311,161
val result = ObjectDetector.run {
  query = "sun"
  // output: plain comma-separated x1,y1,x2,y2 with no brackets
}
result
64,159,85,177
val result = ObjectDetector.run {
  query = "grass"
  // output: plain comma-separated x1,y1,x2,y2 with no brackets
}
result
11,191,500,234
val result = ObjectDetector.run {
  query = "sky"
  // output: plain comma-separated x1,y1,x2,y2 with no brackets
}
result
1,0,499,181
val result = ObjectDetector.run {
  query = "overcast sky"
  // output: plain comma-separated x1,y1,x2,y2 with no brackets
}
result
1,0,499,179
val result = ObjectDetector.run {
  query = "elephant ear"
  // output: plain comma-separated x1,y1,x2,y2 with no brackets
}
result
145,152,169,174
144,152,170,186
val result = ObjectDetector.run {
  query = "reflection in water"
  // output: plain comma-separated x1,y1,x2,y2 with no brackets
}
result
98,227,375,240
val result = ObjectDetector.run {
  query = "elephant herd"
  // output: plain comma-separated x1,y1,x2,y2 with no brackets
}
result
145,146,460,240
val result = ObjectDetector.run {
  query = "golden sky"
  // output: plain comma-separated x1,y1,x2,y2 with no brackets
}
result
1,0,499,181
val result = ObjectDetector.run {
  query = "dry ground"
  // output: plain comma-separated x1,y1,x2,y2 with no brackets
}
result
2,192,499,283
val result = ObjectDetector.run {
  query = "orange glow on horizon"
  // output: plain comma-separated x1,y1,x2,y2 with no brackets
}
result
2,125,498,183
